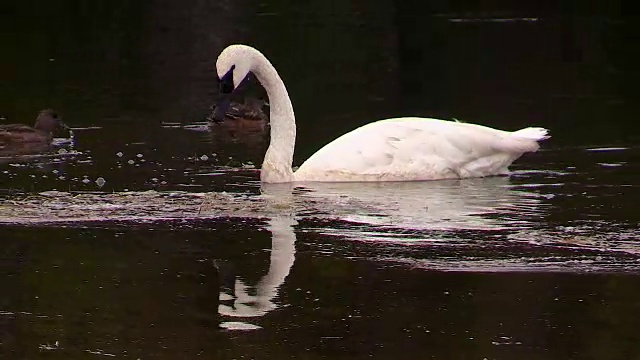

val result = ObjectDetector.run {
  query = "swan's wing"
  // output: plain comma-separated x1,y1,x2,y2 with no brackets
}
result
295,118,540,181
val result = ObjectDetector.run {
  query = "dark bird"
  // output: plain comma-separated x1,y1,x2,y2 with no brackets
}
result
206,97,269,142
207,97,269,124
0,109,71,156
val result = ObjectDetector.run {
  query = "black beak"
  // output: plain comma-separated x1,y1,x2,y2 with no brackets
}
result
219,66,235,95
213,67,235,122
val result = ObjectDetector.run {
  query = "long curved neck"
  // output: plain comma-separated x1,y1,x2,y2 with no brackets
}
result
251,54,296,183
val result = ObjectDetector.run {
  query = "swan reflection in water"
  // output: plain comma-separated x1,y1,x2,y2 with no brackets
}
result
199,176,542,232
217,216,297,324
213,177,543,328
289,176,544,231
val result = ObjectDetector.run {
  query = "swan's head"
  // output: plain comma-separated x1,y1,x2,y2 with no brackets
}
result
216,44,257,94
213,45,260,121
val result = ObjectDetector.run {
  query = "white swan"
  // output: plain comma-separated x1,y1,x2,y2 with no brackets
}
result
213,44,550,183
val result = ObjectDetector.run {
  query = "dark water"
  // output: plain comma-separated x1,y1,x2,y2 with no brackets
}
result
1,1,639,359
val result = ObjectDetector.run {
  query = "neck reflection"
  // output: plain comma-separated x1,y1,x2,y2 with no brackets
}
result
217,216,297,318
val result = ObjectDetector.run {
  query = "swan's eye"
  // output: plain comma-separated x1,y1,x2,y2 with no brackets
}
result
218,65,236,94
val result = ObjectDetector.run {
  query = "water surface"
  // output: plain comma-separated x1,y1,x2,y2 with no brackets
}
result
1,1,639,359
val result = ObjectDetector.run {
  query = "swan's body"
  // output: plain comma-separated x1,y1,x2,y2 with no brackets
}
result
294,118,547,182
214,45,549,183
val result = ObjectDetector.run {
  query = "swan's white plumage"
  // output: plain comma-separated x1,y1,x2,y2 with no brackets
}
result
215,44,550,183
295,118,548,182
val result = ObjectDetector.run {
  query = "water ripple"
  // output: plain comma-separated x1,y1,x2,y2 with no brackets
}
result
1,146,638,273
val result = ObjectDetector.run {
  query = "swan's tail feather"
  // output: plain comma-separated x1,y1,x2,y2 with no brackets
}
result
495,127,550,154
512,127,550,141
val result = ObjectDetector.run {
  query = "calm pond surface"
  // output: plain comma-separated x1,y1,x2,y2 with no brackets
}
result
1,1,639,359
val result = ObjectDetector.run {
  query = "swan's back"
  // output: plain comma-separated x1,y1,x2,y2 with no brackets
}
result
294,117,547,182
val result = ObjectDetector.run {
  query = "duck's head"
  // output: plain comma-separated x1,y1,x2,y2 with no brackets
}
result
34,109,70,137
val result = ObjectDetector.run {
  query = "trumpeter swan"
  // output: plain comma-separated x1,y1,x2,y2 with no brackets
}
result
213,44,549,183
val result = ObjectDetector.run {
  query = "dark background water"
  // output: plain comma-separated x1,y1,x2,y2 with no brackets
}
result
1,1,639,359
2,1,638,154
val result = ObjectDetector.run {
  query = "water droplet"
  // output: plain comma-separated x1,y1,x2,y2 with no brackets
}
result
136,153,143,158
95,177,106,187
82,178,91,184
127,160,135,165
116,152,124,157
58,148,67,154
200,155,209,161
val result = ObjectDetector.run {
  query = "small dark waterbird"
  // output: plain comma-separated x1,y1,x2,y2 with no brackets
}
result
0,109,71,155
207,97,269,123
207,97,269,140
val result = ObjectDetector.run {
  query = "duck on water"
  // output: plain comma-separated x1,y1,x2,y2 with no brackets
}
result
0,109,72,156
207,97,269,140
